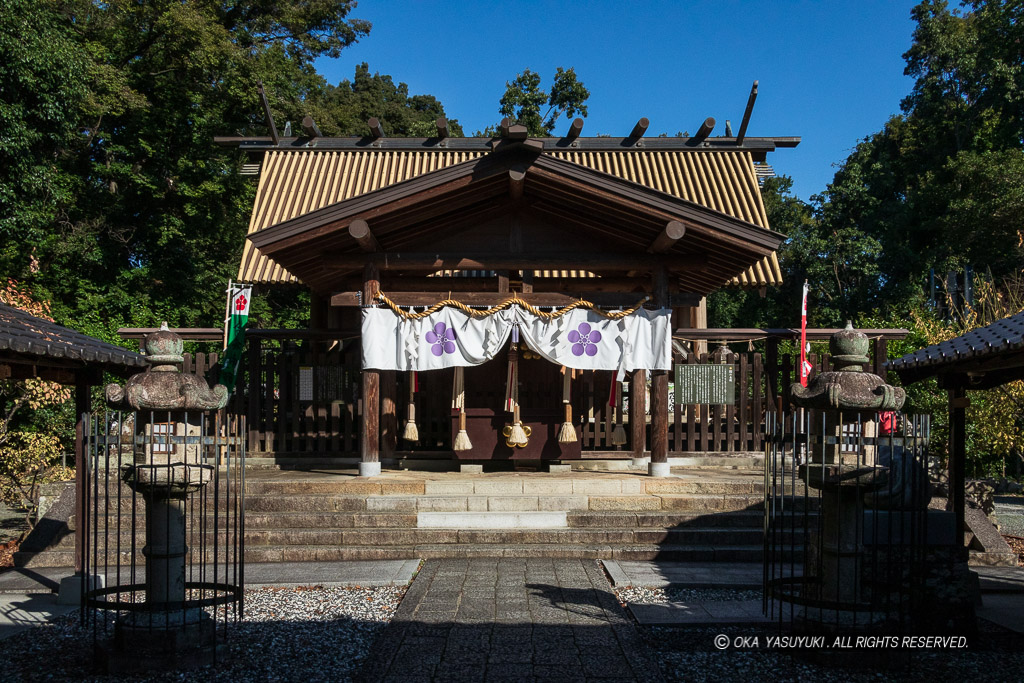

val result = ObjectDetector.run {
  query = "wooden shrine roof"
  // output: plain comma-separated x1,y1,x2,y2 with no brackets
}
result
237,146,782,290
888,311,1024,389
0,303,147,381
245,148,784,298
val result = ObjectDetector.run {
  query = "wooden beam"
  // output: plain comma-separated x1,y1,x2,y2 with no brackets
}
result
322,251,707,272
566,118,583,140
1,363,77,384
118,327,224,341
693,117,715,141
348,219,380,252
508,168,525,200
648,220,687,253
436,117,449,139
333,291,657,308
508,124,528,141
367,117,384,139
672,327,912,341
630,117,650,138
332,290,700,308
301,115,322,138
257,81,279,145
736,80,758,145
500,117,511,137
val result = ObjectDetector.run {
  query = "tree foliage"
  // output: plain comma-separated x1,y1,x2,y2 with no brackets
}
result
496,67,589,136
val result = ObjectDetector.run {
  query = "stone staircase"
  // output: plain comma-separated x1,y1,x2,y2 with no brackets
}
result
16,469,808,568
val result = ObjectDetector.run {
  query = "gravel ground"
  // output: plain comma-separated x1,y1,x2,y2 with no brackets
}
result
615,585,761,605
615,585,1024,681
994,495,1024,536
0,584,405,682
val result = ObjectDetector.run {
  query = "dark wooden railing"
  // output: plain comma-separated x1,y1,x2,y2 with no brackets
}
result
235,338,892,457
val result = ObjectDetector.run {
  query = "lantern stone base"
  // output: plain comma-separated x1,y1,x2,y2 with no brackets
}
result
100,611,222,673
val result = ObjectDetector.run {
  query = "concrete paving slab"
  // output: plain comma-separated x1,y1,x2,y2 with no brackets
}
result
975,565,1024,593
0,593,76,639
629,600,769,625
602,560,764,588
978,593,1024,633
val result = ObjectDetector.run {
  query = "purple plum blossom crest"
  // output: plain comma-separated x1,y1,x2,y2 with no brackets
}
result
568,322,601,357
425,322,457,356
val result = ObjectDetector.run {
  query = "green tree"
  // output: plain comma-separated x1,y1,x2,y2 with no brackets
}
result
1,0,372,339
309,63,464,137
496,67,589,136
810,0,1024,320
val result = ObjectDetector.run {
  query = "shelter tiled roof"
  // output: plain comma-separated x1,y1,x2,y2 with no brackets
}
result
887,311,1024,384
0,303,147,371
238,149,780,288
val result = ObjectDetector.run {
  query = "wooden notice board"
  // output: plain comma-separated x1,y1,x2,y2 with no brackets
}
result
674,363,735,405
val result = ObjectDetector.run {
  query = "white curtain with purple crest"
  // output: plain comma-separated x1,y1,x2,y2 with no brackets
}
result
361,306,671,372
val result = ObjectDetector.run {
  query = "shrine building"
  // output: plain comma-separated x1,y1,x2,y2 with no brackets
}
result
218,107,798,476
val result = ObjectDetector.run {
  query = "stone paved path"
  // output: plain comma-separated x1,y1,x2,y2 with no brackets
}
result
358,558,663,682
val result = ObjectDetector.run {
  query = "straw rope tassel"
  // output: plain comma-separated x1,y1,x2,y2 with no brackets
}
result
558,366,577,444
503,346,529,447
402,372,419,443
452,366,473,451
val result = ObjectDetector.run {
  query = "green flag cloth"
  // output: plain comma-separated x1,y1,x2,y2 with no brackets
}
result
219,286,251,391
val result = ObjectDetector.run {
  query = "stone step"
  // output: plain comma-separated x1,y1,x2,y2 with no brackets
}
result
54,524,793,551
17,541,803,567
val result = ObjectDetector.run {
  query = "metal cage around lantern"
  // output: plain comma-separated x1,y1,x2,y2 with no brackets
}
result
81,407,245,671
762,408,969,634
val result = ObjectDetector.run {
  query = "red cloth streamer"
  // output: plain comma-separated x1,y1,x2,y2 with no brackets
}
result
413,371,419,393
799,281,811,388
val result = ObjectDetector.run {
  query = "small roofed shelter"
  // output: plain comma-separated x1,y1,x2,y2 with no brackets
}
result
0,302,148,572
228,121,794,475
888,310,1024,553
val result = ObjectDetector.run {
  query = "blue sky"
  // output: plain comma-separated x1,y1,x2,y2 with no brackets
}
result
316,0,921,202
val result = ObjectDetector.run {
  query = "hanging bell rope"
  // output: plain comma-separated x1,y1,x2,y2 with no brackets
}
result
503,343,530,447
375,291,649,321
610,372,628,446
402,371,419,443
558,366,577,444
452,366,472,452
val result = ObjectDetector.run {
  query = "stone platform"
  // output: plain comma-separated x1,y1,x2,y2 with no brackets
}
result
17,466,806,567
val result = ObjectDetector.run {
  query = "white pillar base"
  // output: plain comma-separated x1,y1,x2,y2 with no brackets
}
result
648,461,671,477
358,461,382,477
631,457,651,469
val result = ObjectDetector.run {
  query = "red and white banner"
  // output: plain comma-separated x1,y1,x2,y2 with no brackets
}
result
799,281,811,387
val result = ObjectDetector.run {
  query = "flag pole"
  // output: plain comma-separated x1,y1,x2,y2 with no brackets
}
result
223,280,233,351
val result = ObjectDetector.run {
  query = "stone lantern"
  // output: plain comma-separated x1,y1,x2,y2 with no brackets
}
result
789,322,905,626
102,323,229,670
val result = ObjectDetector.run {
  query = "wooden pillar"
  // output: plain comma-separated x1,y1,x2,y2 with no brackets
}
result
650,266,671,476
765,338,780,409
380,371,398,459
630,370,647,462
873,337,888,382
310,293,327,353
74,374,91,575
949,380,968,556
360,263,381,476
